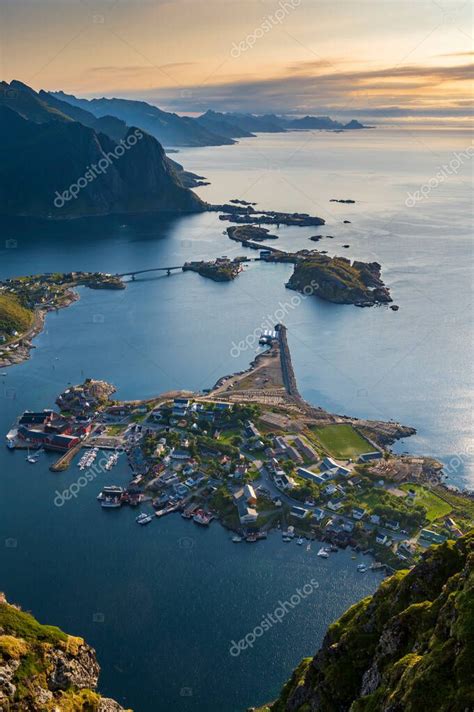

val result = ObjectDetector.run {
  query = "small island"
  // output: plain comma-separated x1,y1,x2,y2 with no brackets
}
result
227,225,279,243
213,203,326,227
183,257,245,281
286,255,392,306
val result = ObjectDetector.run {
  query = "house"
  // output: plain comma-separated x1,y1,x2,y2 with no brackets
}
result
293,436,318,461
376,533,388,545
358,451,383,463
233,464,248,479
290,505,310,519
244,484,257,505
343,520,354,533
170,448,190,461
385,520,400,531
237,501,258,524
312,508,325,521
327,498,344,512
324,483,338,496
297,467,328,485
286,446,303,463
43,434,80,452
273,435,287,451
420,529,447,544
274,474,296,491
233,485,257,506
352,507,366,521
370,514,381,525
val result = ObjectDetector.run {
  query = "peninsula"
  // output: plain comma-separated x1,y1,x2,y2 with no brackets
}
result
0,272,125,369
7,325,471,572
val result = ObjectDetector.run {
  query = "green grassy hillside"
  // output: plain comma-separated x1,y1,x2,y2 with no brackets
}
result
0,293,33,340
254,531,474,712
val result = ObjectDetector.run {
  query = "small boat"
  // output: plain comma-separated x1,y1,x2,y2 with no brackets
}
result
351,555,357,559
193,509,212,526
296,537,304,545
282,536,292,542
357,563,368,573
317,547,329,558
136,512,153,525
232,535,243,543
306,543,311,551
246,534,257,542
101,497,122,509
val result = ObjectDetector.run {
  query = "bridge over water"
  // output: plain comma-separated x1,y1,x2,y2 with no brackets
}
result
116,266,183,279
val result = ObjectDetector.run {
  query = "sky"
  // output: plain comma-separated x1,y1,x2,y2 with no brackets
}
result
0,0,472,124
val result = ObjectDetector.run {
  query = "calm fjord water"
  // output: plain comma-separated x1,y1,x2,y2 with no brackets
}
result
0,128,472,711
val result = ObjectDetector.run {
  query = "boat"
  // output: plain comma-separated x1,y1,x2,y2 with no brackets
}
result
193,509,212,526
245,534,257,542
282,536,292,542
232,535,243,542
306,543,311,551
317,547,329,558
26,448,41,463
296,537,304,545
101,497,122,508
136,512,153,525
357,563,368,573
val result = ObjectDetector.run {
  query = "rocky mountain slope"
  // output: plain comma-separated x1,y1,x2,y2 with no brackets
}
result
252,531,474,712
0,92,205,219
0,592,128,710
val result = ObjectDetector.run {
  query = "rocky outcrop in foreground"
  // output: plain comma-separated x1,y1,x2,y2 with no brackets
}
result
0,593,129,710
251,531,473,712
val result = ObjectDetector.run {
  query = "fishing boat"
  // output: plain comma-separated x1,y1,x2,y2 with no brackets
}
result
317,547,329,558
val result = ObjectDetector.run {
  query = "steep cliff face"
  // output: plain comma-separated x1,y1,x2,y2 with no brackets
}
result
0,593,128,711
253,532,473,712
0,106,204,219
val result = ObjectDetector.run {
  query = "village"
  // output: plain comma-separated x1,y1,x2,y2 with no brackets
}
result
5,326,473,572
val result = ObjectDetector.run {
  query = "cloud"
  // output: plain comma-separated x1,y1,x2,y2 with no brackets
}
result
132,60,473,119
89,63,195,76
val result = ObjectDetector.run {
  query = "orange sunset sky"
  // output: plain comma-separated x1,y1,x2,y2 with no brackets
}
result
0,0,472,124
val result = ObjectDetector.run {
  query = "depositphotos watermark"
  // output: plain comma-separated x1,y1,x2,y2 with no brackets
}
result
229,578,319,656
230,279,319,358
53,452,112,507
53,128,144,209
405,146,474,207
230,0,301,58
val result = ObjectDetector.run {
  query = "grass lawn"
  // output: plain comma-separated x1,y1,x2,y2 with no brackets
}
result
106,424,127,436
400,484,452,522
312,424,371,460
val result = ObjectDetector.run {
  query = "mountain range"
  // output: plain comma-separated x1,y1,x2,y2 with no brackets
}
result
51,91,369,147
0,81,204,219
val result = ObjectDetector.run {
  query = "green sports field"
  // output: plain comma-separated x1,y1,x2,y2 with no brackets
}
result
312,424,371,460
